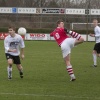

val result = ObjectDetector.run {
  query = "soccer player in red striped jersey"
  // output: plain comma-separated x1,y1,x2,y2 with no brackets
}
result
50,20,84,81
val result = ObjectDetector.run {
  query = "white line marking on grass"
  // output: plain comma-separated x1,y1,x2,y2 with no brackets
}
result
0,93,100,99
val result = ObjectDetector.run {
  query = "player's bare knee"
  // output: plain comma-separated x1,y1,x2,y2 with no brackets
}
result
65,60,71,66
79,37,84,43
8,59,13,65
8,62,13,66
93,50,96,54
97,54,100,57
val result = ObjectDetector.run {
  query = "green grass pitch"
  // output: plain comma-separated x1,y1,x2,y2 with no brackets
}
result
0,41,100,100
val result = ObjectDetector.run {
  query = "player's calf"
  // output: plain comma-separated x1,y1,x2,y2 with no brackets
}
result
16,64,23,78
69,31,84,42
69,31,81,40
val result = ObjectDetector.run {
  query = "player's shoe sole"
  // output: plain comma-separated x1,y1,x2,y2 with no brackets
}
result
20,72,23,78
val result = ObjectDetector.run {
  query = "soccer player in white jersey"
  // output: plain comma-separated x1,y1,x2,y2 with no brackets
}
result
89,19,100,67
4,26,25,79
50,20,84,81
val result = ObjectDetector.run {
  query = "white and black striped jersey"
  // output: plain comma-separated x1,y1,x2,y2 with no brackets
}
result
4,34,25,56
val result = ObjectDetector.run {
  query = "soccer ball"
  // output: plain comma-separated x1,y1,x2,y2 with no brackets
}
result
18,27,27,35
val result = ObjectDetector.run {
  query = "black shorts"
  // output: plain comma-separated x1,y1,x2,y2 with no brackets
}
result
5,53,21,64
93,43,100,54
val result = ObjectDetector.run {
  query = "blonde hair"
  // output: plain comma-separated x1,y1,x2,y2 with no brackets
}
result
93,19,98,22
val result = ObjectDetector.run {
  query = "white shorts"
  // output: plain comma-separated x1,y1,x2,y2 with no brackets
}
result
61,38,76,58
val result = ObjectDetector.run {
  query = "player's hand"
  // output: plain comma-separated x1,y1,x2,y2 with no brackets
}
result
89,33,93,37
21,54,25,60
12,49,17,52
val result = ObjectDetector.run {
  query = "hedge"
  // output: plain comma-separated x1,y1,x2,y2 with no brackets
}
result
0,28,94,34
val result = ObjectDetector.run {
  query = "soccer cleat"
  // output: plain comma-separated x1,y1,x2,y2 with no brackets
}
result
8,76,12,80
70,76,76,81
70,78,76,81
91,65,97,67
20,72,23,78
93,65,97,67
